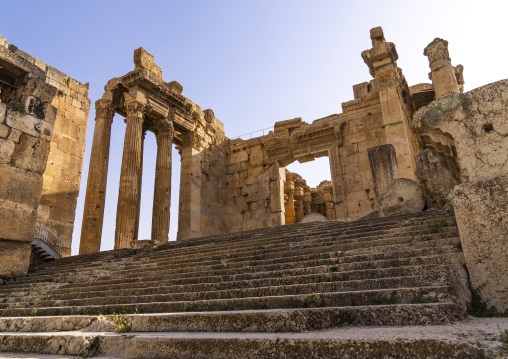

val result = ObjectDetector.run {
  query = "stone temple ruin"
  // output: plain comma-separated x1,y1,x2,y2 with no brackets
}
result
0,27,507,357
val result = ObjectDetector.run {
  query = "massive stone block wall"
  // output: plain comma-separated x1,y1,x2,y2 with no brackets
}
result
338,91,384,219
222,79,416,229
224,137,279,233
38,68,90,257
0,39,58,276
0,36,90,257
176,112,229,240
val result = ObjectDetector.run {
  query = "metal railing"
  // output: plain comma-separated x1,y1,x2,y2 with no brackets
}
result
231,127,273,140
34,224,64,257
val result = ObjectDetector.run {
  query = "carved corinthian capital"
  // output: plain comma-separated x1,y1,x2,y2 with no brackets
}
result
95,99,116,119
155,118,174,137
125,98,148,119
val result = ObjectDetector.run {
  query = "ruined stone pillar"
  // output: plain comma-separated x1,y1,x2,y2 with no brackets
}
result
424,38,460,99
323,188,335,220
79,99,116,255
269,162,286,227
284,174,295,224
151,116,174,244
303,186,312,215
294,179,305,222
361,27,419,180
328,144,346,218
177,131,203,240
114,100,146,249
368,144,399,197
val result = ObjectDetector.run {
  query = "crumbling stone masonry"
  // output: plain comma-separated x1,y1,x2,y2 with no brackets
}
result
0,40,57,276
0,36,90,276
36,61,90,257
414,78,508,311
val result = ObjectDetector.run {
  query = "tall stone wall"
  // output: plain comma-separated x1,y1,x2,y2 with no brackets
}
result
338,94,385,219
0,39,58,276
225,137,279,233
176,112,229,240
223,82,412,229
0,36,90,257
37,66,90,257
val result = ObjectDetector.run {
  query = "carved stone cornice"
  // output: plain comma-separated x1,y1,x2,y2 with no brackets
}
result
95,99,116,120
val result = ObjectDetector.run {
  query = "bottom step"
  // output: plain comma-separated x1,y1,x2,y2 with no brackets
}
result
3,317,508,359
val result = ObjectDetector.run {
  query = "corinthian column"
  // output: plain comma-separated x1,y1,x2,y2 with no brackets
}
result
115,99,146,249
79,99,116,255
151,113,174,244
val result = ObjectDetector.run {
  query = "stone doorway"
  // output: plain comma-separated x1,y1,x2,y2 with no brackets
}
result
285,156,334,223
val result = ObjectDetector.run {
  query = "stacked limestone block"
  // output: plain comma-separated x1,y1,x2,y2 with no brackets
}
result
0,36,90,260
37,69,90,257
0,41,91,257
0,69,57,277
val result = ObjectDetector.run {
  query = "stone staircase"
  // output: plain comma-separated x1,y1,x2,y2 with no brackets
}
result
0,210,484,358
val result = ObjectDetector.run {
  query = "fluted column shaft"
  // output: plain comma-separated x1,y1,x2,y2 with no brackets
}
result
134,129,146,242
151,118,174,243
79,99,115,255
115,101,145,249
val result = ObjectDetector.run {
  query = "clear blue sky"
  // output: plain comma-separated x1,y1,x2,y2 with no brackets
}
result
1,1,506,255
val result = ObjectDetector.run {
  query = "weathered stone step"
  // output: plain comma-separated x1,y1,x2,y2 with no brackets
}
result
124,229,459,272
1,286,451,316
0,303,464,334
89,251,465,291
0,247,463,301
128,302,465,332
0,324,485,359
23,221,430,277
38,266,453,303
12,226,459,290
0,232,457,297
44,261,457,301
27,212,454,278
0,244,463,302
0,316,98,332
11,273,447,310
113,225,458,273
